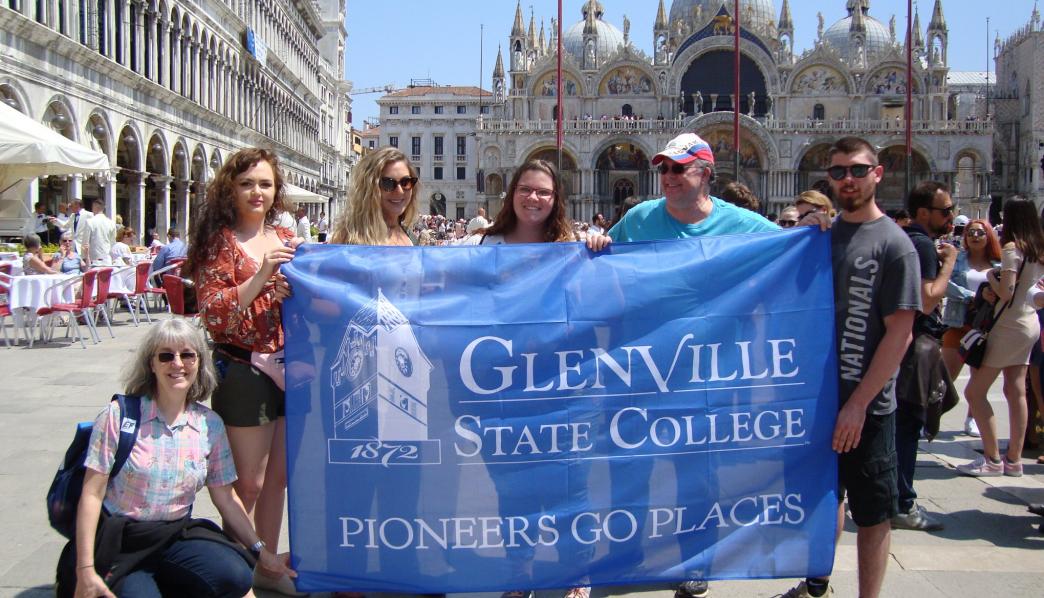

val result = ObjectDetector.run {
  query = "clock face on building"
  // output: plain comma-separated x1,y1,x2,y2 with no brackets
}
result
348,336,364,379
395,347,413,377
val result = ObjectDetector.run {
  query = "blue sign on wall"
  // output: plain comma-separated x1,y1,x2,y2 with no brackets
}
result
282,228,839,593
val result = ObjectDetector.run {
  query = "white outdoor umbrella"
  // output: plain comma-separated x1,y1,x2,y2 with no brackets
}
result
0,101,111,194
283,183,327,205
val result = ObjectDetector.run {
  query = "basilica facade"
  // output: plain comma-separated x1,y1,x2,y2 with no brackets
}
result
476,0,994,219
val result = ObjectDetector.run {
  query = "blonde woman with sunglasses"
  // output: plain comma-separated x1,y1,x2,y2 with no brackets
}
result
330,147,420,246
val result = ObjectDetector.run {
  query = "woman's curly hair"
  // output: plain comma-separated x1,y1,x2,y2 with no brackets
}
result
182,148,285,278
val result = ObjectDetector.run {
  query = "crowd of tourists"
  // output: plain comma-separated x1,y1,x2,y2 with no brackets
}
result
49,132,1044,598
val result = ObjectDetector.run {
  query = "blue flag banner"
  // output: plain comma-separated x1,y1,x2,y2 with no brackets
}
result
282,228,838,593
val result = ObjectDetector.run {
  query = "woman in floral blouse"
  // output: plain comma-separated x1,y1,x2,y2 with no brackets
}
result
183,147,301,595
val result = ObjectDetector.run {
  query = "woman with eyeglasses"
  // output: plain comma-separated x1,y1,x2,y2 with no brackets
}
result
939,218,1002,436
466,159,605,598
52,231,87,274
329,147,419,246
958,198,1044,478
183,147,302,595
57,318,294,598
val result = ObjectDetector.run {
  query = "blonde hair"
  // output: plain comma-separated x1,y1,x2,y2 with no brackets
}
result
330,147,419,245
796,190,835,217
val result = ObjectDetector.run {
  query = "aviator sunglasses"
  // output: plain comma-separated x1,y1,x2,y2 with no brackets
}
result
826,164,876,181
156,351,198,363
379,176,418,192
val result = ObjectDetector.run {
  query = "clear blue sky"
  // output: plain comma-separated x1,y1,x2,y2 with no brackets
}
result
346,0,1038,126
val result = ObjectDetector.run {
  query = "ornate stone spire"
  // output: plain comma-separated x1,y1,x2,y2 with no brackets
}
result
928,0,946,32
851,2,866,33
511,1,524,37
583,0,598,35
779,0,794,33
912,6,924,50
528,11,537,46
539,20,546,53
655,0,668,30
493,46,504,78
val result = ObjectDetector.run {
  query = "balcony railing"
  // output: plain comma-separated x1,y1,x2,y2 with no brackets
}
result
476,117,993,135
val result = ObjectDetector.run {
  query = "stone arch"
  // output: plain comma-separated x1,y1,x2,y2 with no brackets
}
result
485,173,504,197
953,148,984,204
596,62,659,96
876,145,933,205
520,144,580,198
0,78,31,114
529,69,582,97
209,148,223,172
85,110,114,158
864,64,922,96
673,36,781,99
675,40,775,115
787,63,852,96
794,141,835,193
169,139,190,182
43,94,78,140
145,132,169,176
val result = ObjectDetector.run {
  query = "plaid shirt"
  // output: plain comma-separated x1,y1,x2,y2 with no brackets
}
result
85,396,237,521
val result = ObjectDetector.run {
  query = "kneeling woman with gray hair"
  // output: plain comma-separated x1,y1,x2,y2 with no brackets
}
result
57,318,294,597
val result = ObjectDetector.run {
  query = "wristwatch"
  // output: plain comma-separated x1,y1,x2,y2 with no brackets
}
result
249,539,266,559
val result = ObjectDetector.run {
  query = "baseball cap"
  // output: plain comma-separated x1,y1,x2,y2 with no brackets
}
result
954,215,969,226
651,133,715,166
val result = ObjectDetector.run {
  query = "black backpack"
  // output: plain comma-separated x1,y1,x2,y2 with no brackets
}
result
47,394,142,539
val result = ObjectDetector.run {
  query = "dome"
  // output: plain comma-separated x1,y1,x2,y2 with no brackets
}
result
823,6,893,61
562,4,626,63
668,0,776,33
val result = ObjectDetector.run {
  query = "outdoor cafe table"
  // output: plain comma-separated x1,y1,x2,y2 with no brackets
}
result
5,272,77,341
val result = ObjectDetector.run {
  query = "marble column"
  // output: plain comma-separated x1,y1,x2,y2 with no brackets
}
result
66,174,83,203
174,180,190,238
152,175,170,240
130,176,146,245
103,173,117,218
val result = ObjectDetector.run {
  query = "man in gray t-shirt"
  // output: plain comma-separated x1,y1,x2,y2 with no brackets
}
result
782,137,919,598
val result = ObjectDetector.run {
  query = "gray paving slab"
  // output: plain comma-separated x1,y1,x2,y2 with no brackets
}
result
1,316,1042,597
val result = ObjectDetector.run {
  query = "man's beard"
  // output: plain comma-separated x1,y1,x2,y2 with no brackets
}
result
837,189,872,213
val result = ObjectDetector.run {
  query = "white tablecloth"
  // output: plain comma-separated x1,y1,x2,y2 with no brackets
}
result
0,258,22,276
7,274,77,311
106,267,137,295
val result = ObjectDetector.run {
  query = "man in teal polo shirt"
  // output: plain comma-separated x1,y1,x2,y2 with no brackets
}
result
608,133,777,243
607,133,775,598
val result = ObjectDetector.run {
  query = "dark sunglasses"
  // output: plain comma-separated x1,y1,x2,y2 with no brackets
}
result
966,228,986,238
928,205,954,215
657,163,696,175
156,351,198,363
779,219,798,227
378,176,418,192
826,164,876,181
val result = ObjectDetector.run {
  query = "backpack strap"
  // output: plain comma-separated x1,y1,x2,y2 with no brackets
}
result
109,394,141,479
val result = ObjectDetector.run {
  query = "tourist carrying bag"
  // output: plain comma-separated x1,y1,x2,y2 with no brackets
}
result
47,394,141,539
959,261,1025,369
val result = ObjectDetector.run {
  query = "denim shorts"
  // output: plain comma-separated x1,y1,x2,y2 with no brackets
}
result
211,349,285,427
838,410,898,527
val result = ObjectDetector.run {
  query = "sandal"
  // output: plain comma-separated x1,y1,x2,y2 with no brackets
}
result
564,586,591,598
